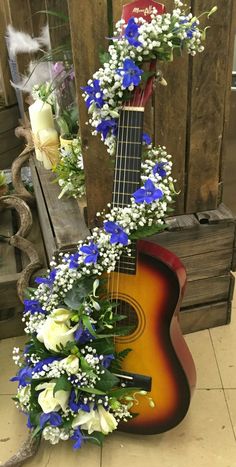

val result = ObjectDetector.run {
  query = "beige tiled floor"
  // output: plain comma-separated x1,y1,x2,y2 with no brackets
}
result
1,304,236,466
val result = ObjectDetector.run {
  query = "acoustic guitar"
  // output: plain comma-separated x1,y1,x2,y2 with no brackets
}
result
108,0,196,435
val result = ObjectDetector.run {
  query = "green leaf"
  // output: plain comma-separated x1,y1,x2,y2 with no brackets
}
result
92,338,115,355
36,10,68,21
64,277,95,309
130,223,167,240
140,70,156,83
82,314,97,337
86,431,105,446
108,386,140,399
24,287,37,299
80,387,106,395
95,368,119,392
53,375,72,395
32,425,42,439
99,50,110,65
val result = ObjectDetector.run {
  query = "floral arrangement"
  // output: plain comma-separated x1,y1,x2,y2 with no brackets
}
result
12,142,174,447
53,138,86,199
12,0,216,452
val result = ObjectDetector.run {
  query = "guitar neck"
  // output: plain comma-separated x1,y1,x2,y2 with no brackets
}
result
112,106,144,208
113,106,144,275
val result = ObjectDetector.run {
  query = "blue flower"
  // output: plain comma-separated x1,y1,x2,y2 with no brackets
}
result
96,119,118,140
153,162,167,178
142,133,152,145
133,179,163,204
117,58,143,88
27,414,34,429
81,79,104,109
71,428,84,449
40,412,62,429
124,17,142,47
179,18,197,39
35,269,57,287
32,356,62,374
102,354,115,369
69,389,90,413
68,252,80,269
104,221,128,246
11,366,32,387
74,327,95,344
23,299,45,315
80,242,99,264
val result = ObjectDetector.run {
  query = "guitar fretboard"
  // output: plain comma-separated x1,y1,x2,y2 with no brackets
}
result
113,107,144,274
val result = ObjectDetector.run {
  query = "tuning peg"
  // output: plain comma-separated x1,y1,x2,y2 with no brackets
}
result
154,71,168,88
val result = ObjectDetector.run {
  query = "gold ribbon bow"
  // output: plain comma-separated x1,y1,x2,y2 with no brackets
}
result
32,131,59,166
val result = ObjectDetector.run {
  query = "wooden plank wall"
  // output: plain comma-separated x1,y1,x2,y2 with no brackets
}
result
69,0,235,227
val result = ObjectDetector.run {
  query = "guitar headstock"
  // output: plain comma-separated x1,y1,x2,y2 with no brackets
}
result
121,0,166,108
122,0,165,22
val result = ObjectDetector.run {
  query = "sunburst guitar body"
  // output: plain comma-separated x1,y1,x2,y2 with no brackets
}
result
109,240,196,434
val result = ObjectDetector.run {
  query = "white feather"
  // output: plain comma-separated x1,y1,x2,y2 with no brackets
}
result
11,61,52,92
37,25,51,49
6,25,41,58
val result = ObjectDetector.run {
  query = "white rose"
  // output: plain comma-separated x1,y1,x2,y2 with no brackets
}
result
97,405,118,434
72,404,117,435
60,355,80,374
51,308,73,323
37,317,77,352
36,381,70,413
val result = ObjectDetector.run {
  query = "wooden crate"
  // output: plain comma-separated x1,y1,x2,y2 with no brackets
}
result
28,157,235,334
0,105,23,169
0,198,47,339
149,204,236,333
29,158,89,263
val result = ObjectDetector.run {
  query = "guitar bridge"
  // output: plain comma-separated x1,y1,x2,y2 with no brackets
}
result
113,371,152,392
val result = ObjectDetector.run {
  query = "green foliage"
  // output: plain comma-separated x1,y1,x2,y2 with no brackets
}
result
53,375,72,395
95,368,120,392
130,223,167,239
85,431,105,446
64,276,95,309
0,171,7,187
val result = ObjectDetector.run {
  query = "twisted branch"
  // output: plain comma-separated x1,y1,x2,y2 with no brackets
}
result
2,433,41,467
11,127,35,206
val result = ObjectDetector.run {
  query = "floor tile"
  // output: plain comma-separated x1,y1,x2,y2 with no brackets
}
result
210,312,236,388
185,329,222,389
0,395,29,465
24,439,101,467
102,389,236,467
0,395,101,467
225,389,236,439
0,335,27,395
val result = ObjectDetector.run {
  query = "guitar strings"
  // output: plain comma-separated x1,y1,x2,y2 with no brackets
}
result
109,88,145,330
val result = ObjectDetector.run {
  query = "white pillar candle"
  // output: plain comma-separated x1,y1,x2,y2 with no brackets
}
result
29,99,55,161
37,128,59,170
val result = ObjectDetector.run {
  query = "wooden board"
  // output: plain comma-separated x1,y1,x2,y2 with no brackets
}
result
0,104,20,133
0,129,21,155
68,0,113,228
30,157,90,262
185,0,233,212
150,222,235,258
0,1,17,106
182,274,233,308
180,301,231,334
0,145,23,170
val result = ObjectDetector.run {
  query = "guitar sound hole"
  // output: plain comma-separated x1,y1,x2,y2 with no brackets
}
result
113,299,139,333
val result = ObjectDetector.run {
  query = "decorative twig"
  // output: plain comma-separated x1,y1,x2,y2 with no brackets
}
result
2,432,41,467
12,127,35,206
